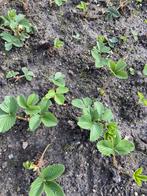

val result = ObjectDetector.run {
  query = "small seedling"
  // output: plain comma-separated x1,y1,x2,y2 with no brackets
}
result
76,1,88,12
0,9,34,51
133,167,147,187
54,38,64,49
54,0,67,6
107,37,118,48
45,72,69,105
138,92,147,106
108,59,128,79
143,64,147,76
129,67,135,76
91,40,111,68
6,67,34,81
105,7,120,20
23,144,65,196
72,98,113,142
0,72,69,133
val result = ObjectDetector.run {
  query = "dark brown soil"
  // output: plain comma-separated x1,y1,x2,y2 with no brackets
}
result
0,0,147,196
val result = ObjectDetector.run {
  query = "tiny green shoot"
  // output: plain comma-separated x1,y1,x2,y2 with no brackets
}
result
76,1,88,12
54,38,64,49
133,167,147,187
138,92,147,106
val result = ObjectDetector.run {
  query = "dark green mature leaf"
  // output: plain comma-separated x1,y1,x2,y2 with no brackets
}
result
115,139,135,155
143,64,147,76
97,140,114,156
29,177,43,196
6,70,19,79
41,164,65,181
133,167,147,187
44,184,55,196
138,92,147,106
46,181,64,196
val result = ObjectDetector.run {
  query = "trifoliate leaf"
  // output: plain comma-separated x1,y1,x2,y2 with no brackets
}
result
72,97,92,109
29,177,43,196
0,96,18,113
41,112,58,127
50,72,65,87
94,101,104,116
17,95,27,108
45,89,56,99
133,167,147,187
41,164,65,181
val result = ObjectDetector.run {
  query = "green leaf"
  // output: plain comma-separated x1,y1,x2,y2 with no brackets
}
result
50,72,65,87
45,89,56,99
0,109,16,133
102,108,113,122
17,95,27,108
0,96,18,113
5,42,12,51
54,94,65,105
46,181,64,196
54,0,67,6
143,64,147,76
27,93,39,106
41,164,65,181
90,123,103,142
138,92,147,106
44,184,55,196
29,177,43,196
91,49,108,68
97,140,114,156
56,87,69,94
115,139,135,155
78,114,93,130
29,114,41,131
6,70,19,78
94,101,104,116
96,41,111,54
72,97,92,109
41,112,58,127
22,67,34,81
54,38,64,48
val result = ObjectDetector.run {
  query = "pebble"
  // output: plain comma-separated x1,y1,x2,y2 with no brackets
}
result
2,161,7,169
134,192,138,196
22,142,28,149
8,154,14,159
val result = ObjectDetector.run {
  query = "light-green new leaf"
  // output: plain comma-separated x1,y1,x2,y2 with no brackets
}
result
143,64,147,76
133,167,147,187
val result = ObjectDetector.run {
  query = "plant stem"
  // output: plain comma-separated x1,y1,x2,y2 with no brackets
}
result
40,144,50,162
112,154,118,168
15,75,25,82
16,115,28,121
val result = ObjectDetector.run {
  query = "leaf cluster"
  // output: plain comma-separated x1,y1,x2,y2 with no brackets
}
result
138,92,147,106
0,9,34,51
76,1,89,12
72,97,135,157
29,164,65,196
6,67,35,81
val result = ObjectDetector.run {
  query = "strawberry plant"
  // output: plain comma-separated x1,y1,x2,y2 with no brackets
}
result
97,122,134,165
6,67,34,81
0,9,34,51
133,167,147,187
138,92,147,106
54,38,64,49
23,144,65,196
105,7,120,20
72,98,113,141
76,1,89,12
45,72,69,105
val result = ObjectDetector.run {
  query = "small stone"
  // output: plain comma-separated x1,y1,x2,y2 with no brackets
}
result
8,154,14,159
22,142,28,149
2,161,7,169
135,192,138,196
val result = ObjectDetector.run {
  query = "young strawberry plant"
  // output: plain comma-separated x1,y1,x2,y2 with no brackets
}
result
23,144,65,196
0,9,34,51
72,98,113,142
54,38,64,49
0,72,68,133
97,122,135,166
137,92,147,106
76,1,89,12
45,72,69,105
133,167,147,187
6,67,34,81
54,0,67,6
